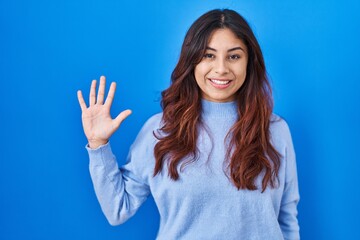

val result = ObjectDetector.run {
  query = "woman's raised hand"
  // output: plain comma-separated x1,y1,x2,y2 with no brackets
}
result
77,76,132,149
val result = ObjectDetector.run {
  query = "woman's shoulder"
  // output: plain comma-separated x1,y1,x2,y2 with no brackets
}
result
141,112,163,132
270,113,290,130
269,113,293,147
125,113,164,180
132,112,163,145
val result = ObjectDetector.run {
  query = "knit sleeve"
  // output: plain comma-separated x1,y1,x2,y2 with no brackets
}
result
86,142,150,226
86,113,162,226
278,121,300,240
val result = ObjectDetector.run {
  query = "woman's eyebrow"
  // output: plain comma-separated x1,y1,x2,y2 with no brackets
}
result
206,46,245,52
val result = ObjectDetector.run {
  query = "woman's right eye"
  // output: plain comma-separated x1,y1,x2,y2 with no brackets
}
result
203,53,215,59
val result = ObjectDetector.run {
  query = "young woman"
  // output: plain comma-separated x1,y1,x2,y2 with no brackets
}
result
77,9,300,240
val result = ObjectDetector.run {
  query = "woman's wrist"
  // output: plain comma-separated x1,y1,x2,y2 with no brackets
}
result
88,139,108,149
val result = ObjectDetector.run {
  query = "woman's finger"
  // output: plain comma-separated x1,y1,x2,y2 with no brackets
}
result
97,76,106,105
105,82,116,107
77,90,87,111
89,80,97,106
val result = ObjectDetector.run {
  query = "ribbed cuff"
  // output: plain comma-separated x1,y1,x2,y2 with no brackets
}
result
86,141,115,167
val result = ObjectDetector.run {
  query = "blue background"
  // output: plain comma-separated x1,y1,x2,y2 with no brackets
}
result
1,0,359,239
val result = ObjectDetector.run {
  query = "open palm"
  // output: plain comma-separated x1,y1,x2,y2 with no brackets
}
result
77,76,132,149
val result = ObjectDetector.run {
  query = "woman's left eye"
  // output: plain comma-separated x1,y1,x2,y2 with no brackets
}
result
229,55,240,60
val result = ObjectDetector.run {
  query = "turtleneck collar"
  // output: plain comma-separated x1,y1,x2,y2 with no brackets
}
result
201,99,238,119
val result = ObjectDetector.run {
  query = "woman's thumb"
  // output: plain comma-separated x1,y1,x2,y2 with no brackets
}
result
114,109,132,128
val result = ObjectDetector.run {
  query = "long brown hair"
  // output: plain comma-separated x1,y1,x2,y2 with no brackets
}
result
153,9,281,192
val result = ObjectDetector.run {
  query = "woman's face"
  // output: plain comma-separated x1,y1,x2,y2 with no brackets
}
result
194,28,248,102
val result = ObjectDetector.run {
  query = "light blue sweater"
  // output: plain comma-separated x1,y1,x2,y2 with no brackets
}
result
86,100,300,240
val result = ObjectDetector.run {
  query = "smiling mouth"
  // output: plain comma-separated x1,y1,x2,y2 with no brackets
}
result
208,78,232,88
210,79,231,85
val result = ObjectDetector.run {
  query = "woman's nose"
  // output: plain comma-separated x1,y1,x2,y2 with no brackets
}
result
214,58,229,74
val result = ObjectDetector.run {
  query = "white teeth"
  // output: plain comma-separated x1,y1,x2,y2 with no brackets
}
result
210,79,230,85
